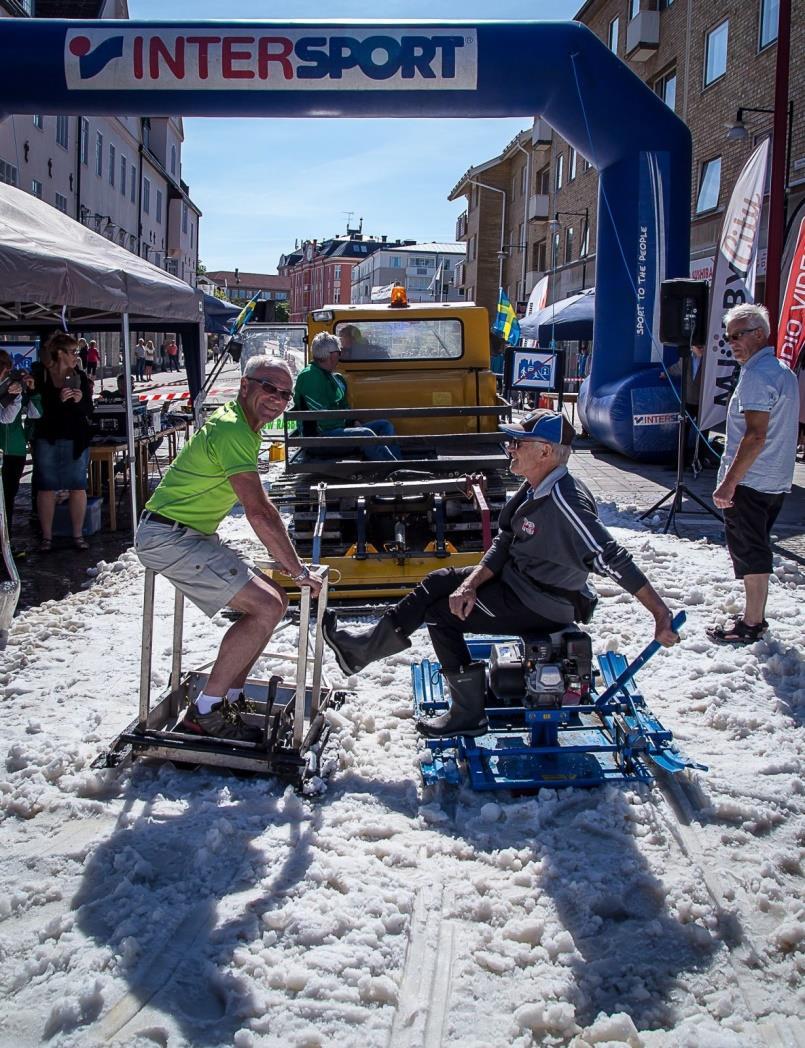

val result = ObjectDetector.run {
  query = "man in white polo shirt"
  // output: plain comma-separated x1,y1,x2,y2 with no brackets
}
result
708,304,799,645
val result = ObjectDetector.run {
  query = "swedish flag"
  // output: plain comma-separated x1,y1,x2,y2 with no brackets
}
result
230,293,262,335
492,288,521,345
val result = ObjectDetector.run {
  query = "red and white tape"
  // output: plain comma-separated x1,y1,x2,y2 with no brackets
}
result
137,387,237,403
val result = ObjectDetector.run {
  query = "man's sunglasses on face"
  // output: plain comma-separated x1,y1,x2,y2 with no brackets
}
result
726,327,759,343
505,437,550,450
246,376,293,401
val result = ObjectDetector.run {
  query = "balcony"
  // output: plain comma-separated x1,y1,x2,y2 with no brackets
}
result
532,117,552,146
455,210,468,241
625,10,660,62
528,193,549,222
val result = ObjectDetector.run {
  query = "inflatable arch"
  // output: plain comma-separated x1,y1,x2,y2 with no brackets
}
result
0,19,691,460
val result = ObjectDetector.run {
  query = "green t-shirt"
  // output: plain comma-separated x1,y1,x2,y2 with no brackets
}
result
146,400,262,534
293,362,349,432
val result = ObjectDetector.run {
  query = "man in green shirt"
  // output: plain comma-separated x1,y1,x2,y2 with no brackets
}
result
135,355,321,743
293,332,399,459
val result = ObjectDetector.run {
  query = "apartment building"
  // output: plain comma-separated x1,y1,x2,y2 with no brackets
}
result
0,0,201,289
351,242,466,304
452,0,802,314
203,271,290,308
279,228,410,322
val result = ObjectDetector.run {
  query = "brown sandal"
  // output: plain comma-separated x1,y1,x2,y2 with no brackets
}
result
706,618,767,645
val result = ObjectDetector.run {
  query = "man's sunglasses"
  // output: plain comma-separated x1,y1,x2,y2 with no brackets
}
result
246,376,294,400
725,327,759,343
505,437,549,449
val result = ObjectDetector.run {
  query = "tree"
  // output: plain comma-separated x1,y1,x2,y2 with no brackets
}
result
274,301,289,323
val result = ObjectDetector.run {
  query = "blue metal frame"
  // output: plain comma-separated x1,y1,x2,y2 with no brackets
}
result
412,616,704,791
0,19,691,461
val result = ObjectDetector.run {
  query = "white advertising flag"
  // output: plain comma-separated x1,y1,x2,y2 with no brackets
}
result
521,274,549,347
371,283,395,302
698,139,770,430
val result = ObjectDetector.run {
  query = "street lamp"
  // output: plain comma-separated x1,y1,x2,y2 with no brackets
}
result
727,104,794,194
553,208,590,290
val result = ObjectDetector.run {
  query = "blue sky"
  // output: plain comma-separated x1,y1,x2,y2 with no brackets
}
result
128,2,579,273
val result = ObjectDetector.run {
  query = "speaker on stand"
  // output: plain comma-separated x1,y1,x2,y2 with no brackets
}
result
638,279,722,534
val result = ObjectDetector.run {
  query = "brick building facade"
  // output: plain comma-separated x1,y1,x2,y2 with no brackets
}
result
452,0,802,316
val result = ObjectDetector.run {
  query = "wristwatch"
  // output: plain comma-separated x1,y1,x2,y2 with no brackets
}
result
293,566,311,582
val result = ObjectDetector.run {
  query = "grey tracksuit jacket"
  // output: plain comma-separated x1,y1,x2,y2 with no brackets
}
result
480,466,649,623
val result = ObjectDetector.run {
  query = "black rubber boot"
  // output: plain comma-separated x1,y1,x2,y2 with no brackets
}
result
322,610,411,675
417,662,489,739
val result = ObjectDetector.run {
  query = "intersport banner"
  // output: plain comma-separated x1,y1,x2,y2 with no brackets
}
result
698,139,770,431
776,216,805,372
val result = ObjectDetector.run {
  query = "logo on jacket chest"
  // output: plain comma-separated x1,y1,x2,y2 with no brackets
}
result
520,518,537,536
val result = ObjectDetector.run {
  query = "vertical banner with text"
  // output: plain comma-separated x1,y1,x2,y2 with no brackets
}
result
698,139,770,430
776,216,805,372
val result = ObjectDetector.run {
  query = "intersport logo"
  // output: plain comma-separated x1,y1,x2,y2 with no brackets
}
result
64,28,477,91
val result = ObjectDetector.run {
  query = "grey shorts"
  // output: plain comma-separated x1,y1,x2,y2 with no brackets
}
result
135,518,256,618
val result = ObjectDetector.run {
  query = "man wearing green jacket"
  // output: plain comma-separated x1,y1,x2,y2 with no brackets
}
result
293,332,400,460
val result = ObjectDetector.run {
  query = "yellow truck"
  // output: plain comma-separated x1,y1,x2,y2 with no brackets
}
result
268,294,512,600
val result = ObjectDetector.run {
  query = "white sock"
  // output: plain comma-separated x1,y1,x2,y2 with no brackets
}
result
195,692,224,715
226,687,243,702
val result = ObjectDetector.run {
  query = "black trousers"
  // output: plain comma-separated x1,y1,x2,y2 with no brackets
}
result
392,567,566,671
723,485,785,577
1,454,26,531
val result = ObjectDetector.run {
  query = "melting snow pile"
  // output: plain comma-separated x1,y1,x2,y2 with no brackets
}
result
0,507,803,1047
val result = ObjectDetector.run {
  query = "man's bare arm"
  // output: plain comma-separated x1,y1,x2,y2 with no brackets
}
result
713,410,769,509
229,471,320,591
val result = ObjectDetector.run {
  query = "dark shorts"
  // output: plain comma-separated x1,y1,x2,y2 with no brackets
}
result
723,485,785,578
33,439,90,491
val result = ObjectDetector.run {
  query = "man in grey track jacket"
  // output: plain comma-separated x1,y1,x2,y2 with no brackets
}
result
323,409,678,738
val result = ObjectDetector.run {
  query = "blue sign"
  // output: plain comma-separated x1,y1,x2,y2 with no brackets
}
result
512,350,557,390
0,20,692,461
1,341,39,371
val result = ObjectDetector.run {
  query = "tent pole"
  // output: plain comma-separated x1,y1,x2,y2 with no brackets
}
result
121,313,138,544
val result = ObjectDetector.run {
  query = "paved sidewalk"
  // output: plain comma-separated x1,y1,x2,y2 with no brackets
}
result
569,436,805,566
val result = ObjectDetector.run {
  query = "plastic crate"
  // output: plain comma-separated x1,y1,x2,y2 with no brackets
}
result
52,496,102,537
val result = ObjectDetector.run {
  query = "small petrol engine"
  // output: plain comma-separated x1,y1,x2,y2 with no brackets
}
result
488,630,593,709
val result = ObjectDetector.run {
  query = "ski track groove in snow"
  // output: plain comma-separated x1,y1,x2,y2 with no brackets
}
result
0,508,802,1046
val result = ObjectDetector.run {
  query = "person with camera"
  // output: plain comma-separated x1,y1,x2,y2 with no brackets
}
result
0,351,41,534
32,332,94,552
323,409,678,738
135,355,322,743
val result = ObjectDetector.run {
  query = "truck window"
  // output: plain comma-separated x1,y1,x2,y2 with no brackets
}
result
335,319,463,362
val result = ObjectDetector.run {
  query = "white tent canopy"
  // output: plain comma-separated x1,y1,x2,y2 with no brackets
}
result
0,182,202,322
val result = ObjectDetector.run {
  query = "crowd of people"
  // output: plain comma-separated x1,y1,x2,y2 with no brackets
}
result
0,328,186,554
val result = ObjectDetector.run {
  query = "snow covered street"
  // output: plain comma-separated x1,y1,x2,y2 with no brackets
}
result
0,506,803,1047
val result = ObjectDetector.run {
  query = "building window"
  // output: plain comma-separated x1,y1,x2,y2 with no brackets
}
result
56,115,68,149
608,16,620,53
565,227,575,265
334,265,341,279
555,153,564,191
130,169,135,204
518,221,525,253
143,176,151,214
759,0,779,49
0,158,19,187
552,231,560,267
580,222,590,257
55,192,68,213
568,147,577,182
535,165,550,194
156,189,163,223
469,234,476,262
79,119,89,165
629,0,640,18
532,239,547,272
95,132,103,177
31,179,43,198
171,144,177,175
696,157,722,213
33,114,44,130
109,144,115,186
182,202,188,234
129,234,136,252
120,155,126,195
190,222,194,248
333,286,341,303
511,173,518,200
654,68,677,111
704,21,728,86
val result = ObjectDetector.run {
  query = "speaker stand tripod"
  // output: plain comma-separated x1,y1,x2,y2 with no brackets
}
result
638,352,723,535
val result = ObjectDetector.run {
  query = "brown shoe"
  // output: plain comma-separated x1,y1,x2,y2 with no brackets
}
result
180,702,263,744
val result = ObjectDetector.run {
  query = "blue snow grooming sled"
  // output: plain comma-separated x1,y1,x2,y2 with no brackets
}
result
413,612,705,791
